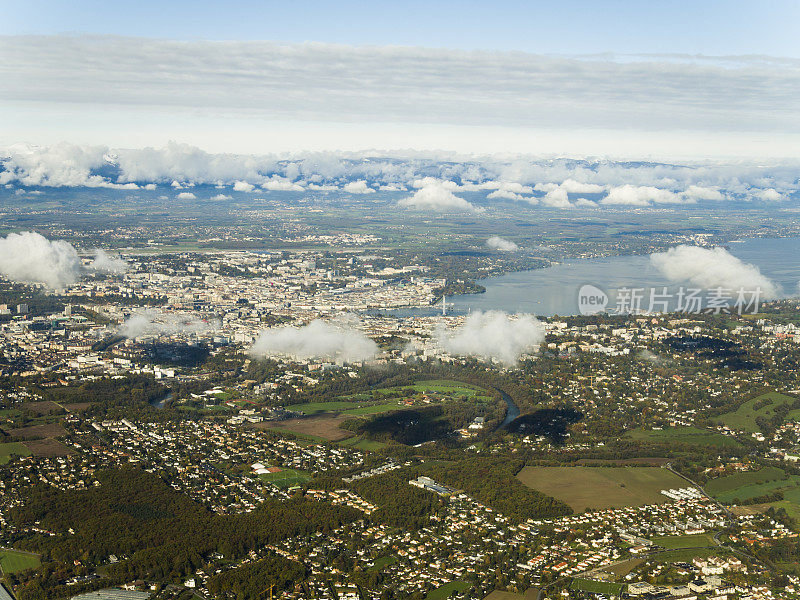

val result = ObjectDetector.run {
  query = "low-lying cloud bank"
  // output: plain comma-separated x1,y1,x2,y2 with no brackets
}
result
437,311,545,366
650,245,779,299
1,143,797,211
0,231,127,288
250,318,378,364
119,309,219,339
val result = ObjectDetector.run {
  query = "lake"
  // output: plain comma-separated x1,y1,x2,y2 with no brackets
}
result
399,237,800,317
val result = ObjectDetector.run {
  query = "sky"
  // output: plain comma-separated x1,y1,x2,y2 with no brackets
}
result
2,1,800,158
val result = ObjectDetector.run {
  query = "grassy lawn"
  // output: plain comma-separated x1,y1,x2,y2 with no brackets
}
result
339,437,389,451
341,403,403,416
650,533,717,549
424,581,470,600
368,555,397,572
570,578,624,595
258,468,310,489
706,467,787,496
0,442,32,465
517,466,687,512
652,547,729,563
718,392,800,433
625,426,741,448
0,549,41,573
291,401,364,415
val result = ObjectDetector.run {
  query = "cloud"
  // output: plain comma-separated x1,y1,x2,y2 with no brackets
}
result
250,318,378,364
755,187,785,201
650,245,778,299
89,249,128,274
119,309,219,339
211,193,232,200
683,185,724,201
437,311,545,365
574,198,598,208
233,180,255,192
602,185,685,205
536,179,605,194
176,191,197,200
3,35,800,155
0,231,82,288
398,181,479,212
262,177,304,191
343,180,375,194
541,188,572,208
486,236,519,251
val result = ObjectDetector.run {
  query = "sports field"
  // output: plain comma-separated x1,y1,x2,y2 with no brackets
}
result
718,392,800,433
516,466,687,512
0,442,32,465
625,426,741,447
258,468,310,489
0,549,41,573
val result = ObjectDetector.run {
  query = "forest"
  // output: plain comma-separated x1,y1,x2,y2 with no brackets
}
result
9,468,360,600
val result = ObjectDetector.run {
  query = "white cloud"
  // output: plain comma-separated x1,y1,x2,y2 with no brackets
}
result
176,191,197,200
89,249,128,274
541,188,572,208
683,185,724,201
602,185,684,206
574,198,598,208
262,178,305,191
211,193,232,200
398,181,479,212
437,311,545,366
755,187,785,201
650,245,778,299
343,180,375,194
0,231,82,289
119,309,219,339
250,318,378,364
233,180,255,192
535,179,604,194
486,236,519,251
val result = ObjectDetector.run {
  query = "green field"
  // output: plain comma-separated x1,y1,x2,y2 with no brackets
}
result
0,549,41,573
570,578,624,595
705,467,787,496
0,442,32,465
424,581,470,600
625,426,741,448
652,547,730,563
517,466,687,512
343,380,493,402
291,401,368,415
713,475,800,503
718,392,800,433
339,437,388,451
650,533,717,549
368,555,398,572
258,468,311,489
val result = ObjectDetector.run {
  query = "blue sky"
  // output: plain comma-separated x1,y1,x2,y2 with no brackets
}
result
5,0,800,57
2,1,799,157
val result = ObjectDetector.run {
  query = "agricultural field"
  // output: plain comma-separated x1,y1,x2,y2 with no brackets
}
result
253,416,351,441
258,468,310,489
0,549,41,574
718,392,800,433
705,467,787,496
8,422,67,440
516,466,687,512
339,437,388,451
23,438,74,458
624,426,741,448
650,533,717,549
0,442,32,465
569,579,624,595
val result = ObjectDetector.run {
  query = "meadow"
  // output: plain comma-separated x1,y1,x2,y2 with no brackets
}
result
0,442,32,465
258,468,310,489
625,426,741,448
516,466,686,512
718,392,800,433
0,549,41,574
650,533,717,549
569,579,624,595
705,467,787,496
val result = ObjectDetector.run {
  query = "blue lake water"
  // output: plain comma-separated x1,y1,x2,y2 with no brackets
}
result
397,237,800,317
